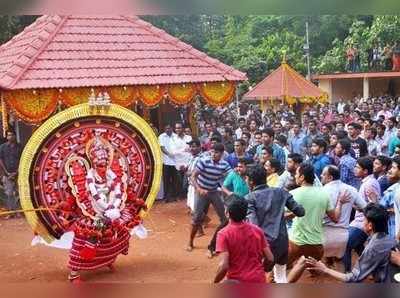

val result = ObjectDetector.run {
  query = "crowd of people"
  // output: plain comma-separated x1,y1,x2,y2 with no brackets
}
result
346,42,400,72
3,92,400,283
158,95,400,283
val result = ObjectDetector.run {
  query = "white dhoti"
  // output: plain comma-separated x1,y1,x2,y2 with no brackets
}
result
323,226,349,258
187,185,195,211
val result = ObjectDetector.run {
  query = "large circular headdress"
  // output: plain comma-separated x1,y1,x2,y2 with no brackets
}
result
18,103,162,243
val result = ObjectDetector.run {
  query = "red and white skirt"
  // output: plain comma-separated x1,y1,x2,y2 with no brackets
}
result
68,228,130,271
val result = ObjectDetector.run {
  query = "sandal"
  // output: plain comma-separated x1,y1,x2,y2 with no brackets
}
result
186,245,194,252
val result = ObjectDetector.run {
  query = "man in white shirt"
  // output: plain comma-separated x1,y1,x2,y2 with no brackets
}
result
337,98,346,114
159,124,179,203
172,122,192,199
321,165,367,260
235,117,246,140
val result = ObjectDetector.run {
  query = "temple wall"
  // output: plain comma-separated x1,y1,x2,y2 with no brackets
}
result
331,78,363,102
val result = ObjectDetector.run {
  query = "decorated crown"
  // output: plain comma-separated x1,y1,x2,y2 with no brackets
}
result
85,135,114,165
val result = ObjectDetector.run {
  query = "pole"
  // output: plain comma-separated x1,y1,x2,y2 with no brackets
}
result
235,84,239,118
305,21,311,81
15,119,20,143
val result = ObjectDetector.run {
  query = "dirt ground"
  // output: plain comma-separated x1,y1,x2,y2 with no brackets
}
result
0,200,338,283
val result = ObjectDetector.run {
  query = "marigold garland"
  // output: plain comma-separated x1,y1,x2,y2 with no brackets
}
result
4,89,58,124
284,96,297,106
168,83,197,105
61,88,95,107
1,94,8,137
106,86,137,107
137,85,165,107
199,81,235,107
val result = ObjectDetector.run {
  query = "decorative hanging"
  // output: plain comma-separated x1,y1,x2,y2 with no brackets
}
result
1,93,8,137
106,86,137,107
168,83,197,105
137,85,165,107
260,97,265,112
317,94,329,104
61,87,95,107
199,81,235,107
284,96,297,106
298,97,315,104
4,89,58,124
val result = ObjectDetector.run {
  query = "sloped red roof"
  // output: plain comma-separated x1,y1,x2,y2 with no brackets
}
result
244,62,326,99
0,15,246,90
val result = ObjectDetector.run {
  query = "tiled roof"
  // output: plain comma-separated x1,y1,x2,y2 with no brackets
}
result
244,62,326,99
0,15,246,90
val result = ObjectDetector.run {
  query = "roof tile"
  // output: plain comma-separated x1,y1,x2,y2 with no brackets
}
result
0,15,246,90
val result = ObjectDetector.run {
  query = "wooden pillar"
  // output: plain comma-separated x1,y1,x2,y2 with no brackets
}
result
363,77,370,99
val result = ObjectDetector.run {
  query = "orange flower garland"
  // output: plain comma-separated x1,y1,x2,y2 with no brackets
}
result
137,85,165,107
199,81,236,107
284,95,297,106
61,87,95,107
106,86,137,107
1,95,8,137
4,89,58,124
168,83,197,105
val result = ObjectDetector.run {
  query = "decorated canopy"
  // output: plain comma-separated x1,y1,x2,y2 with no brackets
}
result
0,15,246,126
244,60,327,106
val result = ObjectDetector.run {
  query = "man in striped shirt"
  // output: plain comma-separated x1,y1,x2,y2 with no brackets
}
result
187,143,232,252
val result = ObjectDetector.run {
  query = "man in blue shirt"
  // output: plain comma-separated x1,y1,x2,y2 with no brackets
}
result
256,127,286,166
309,138,332,179
188,143,231,253
289,123,306,155
208,158,251,256
335,139,360,189
225,139,252,169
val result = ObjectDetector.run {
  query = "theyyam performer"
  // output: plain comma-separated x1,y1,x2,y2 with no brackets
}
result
18,102,162,283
